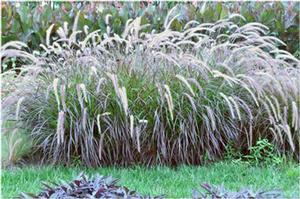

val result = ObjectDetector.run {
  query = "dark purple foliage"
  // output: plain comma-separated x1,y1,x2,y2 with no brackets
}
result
19,174,283,199
20,173,163,199
192,183,283,199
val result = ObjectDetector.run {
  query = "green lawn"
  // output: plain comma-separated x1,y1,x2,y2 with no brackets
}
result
2,162,299,198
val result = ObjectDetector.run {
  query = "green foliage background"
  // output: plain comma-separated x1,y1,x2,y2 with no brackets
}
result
2,1,299,63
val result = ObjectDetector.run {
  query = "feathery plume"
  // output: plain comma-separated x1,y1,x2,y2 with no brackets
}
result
53,78,60,110
56,111,65,145
130,115,134,138
15,97,25,121
176,74,195,97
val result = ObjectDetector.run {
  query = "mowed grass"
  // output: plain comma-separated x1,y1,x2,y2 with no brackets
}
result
2,162,299,198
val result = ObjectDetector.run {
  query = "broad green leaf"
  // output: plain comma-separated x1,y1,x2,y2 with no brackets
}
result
220,6,228,19
170,19,182,31
216,2,222,19
112,17,122,34
16,4,30,25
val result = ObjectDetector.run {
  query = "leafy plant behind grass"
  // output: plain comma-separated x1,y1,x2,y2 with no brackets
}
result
224,139,285,166
1,9,299,166
245,139,284,166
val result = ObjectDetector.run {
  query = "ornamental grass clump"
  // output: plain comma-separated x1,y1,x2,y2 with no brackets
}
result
1,9,299,166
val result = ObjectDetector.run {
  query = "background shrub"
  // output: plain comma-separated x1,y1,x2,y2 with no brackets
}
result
1,1,299,71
